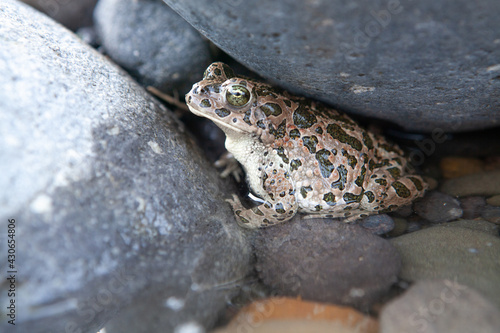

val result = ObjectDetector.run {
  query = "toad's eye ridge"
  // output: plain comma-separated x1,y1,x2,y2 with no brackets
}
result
226,85,251,107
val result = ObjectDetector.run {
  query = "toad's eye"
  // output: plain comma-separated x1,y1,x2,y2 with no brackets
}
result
226,85,251,107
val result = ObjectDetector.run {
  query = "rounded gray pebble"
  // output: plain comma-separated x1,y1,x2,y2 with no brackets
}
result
481,205,500,225
381,279,500,333
460,196,487,219
390,226,500,308
94,0,211,94
414,191,463,223
254,218,401,309
359,214,395,235
440,170,500,197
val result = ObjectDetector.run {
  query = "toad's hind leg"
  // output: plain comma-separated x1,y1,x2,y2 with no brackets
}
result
227,167,299,229
361,168,427,214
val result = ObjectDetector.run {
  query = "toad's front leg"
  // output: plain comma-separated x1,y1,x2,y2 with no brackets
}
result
226,168,298,229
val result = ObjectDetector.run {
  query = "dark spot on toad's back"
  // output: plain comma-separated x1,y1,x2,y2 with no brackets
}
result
293,104,317,129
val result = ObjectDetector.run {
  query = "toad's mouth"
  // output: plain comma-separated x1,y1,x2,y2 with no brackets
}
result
186,102,245,134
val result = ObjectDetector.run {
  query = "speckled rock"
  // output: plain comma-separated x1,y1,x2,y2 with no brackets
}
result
460,196,487,219
390,226,500,308
164,0,500,132
0,1,250,332
380,280,500,333
413,191,463,223
21,0,98,31
441,170,500,197
94,0,211,94
254,218,401,309
358,214,395,235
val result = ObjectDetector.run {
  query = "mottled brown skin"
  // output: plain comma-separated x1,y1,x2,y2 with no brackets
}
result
186,63,427,228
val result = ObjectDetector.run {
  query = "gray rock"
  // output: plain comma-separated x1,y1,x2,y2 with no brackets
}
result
380,280,500,333
390,226,500,308
94,0,211,94
21,0,98,31
443,219,499,236
254,218,401,309
413,191,463,223
460,196,487,219
481,205,500,225
440,170,500,197
164,0,500,132
358,214,395,235
0,1,250,332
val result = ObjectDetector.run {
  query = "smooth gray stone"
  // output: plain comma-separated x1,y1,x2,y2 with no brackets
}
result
94,0,211,94
381,280,500,333
164,0,500,132
254,218,401,309
20,0,98,31
390,226,500,308
0,1,250,332
413,191,463,223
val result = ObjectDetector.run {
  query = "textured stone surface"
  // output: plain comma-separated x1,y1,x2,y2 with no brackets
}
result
358,214,395,235
444,219,499,236
164,0,500,132
481,205,500,224
460,196,487,219
94,0,211,94
254,218,401,309
215,297,378,333
390,226,500,308
381,280,500,333
413,191,463,223
21,0,98,31
0,1,250,332
440,170,500,197
486,194,500,206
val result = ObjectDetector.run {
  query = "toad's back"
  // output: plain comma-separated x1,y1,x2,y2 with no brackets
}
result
186,62,427,228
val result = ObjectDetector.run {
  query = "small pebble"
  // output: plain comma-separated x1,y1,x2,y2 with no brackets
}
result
481,205,500,225
440,170,500,197
486,194,500,206
390,226,500,309
439,156,484,179
387,218,408,237
459,196,486,219
443,219,499,236
214,297,378,333
380,280,500,333
413,191,463,223
254,218,401,309
358,214,395,235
